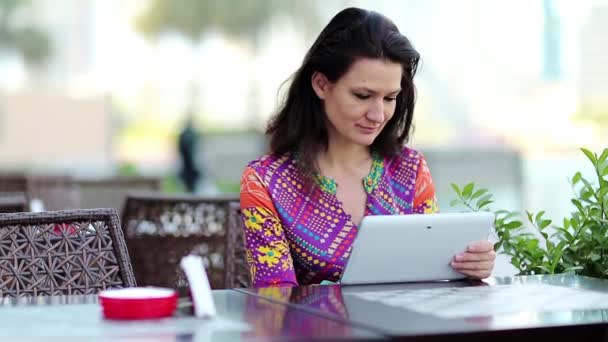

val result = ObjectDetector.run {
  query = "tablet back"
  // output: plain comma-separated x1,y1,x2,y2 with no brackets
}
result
340,212,494,285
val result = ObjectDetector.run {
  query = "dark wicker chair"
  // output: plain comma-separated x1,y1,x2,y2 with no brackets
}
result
121,191,250,289
0,173,27,193
76,176,162,215
0,193,28,213
0,209,136,297
226,201,251,289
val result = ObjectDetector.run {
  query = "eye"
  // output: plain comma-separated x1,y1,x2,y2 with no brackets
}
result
354,93,370,100
384,97,397,102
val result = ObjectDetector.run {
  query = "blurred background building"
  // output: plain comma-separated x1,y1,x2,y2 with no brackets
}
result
1,0,607,274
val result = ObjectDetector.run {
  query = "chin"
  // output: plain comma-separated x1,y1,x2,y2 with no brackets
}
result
351,135,377,146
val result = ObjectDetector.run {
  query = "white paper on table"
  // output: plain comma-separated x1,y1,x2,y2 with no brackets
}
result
180,254,217,318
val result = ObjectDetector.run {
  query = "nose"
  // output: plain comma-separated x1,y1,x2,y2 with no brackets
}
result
366,99,385,124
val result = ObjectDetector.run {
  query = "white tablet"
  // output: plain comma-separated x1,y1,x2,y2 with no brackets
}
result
340,212,494,285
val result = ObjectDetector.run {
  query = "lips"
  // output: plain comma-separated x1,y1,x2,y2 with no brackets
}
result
356,124,378,133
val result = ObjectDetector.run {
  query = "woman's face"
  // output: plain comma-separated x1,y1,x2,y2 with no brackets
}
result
312,57,402,147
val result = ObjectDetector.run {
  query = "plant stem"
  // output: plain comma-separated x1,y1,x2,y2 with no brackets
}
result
460,196,478,212
595,165,606,221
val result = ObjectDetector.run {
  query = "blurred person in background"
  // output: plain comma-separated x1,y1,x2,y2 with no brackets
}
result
178,113,202,193
239,7,495,287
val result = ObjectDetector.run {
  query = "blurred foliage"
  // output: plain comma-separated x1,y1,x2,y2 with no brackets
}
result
162,174,186,193
576,106,608,127
0,0,52,68
136,0,319,44
452,148,608,278
215,180,240,194
117,162,140,176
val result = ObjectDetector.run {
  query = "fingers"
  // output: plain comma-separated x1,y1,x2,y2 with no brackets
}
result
454,268,492,280
450,260,494,271
451,255,495,280
454,250,496,262
466,240,494,253
450,240,495,280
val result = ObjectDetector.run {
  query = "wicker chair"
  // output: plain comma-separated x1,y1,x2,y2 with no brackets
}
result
0,193,28,213
121,191,250,289
76,177,162,215
26,175,80,211
0,209,136,297
0,173,27,193
0,173,80,211
225,201,251,289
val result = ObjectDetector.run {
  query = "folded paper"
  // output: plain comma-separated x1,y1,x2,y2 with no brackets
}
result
180,254,217,318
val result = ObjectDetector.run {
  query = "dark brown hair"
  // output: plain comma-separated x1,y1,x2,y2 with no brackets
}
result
266,7,420,177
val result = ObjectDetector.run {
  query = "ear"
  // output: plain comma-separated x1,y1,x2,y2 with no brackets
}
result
311,71,331,100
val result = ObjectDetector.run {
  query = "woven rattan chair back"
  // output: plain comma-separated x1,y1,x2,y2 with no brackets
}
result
225,201,250,288
0,209,136,297
121,191,249,289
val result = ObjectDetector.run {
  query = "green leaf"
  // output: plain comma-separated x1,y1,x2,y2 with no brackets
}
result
539,219,552,230
449,199,460,207
571,218,579,230
581,178,595,193
580,191,595,202
553,227,574,242
497,211,519,221
537,266,553,274
572,199,585,213
471,188,488,200
450,183,461,196
599,187,608,199
477,199,493,209
599,148,608,163
476,194,492,206
504,220,523,230
462,182,474,199
601,161,608,177
526,211,534,223
535,211,546,224
581,148,597,165
526,239,540,249
563,266,584,273
572,172,582,184
589,252,601,262
552,241,568,266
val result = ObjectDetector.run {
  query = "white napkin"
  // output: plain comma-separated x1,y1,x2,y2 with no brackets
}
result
180,255,217,318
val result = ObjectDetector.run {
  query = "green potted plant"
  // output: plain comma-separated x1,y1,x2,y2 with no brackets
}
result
450,148,608,277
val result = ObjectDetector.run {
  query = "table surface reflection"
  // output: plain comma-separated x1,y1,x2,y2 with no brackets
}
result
237,275,608,340
0,290,383,341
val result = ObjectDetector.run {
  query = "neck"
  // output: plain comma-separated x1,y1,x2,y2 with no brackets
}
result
317,138,372,174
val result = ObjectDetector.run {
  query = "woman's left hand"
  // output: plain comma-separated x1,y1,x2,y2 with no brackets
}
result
450,240,496,279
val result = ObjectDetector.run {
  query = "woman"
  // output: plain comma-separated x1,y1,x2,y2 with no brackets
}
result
240,7,495,287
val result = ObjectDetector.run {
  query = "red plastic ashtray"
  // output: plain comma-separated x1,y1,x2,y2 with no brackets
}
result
99,287,178,320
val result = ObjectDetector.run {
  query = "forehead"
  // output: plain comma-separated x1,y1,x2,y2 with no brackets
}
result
337,58,402,92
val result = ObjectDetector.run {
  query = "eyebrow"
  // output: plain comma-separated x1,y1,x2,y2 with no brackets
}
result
354,87,401,95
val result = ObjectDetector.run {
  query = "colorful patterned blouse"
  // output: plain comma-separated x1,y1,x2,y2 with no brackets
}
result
240,147,438,287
